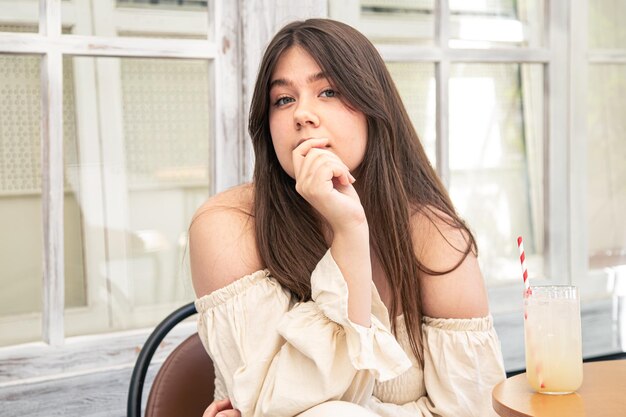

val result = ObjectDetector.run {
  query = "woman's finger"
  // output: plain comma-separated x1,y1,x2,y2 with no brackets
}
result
296,158,349,198
202,398,234,417
215,410,242,417
292,137,329,178
298,147,352,188
307,157,352,187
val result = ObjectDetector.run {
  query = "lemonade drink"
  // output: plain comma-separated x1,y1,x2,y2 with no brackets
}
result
523,285,583,394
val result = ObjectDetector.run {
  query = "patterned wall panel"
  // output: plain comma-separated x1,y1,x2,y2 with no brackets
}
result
120,58,210,188
0,25,78,195
0,54,41,193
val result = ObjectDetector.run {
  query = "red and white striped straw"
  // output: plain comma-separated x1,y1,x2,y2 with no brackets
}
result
517,236,530,295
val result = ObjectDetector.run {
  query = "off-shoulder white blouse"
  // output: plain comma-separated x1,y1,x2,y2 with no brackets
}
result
195,250,506,417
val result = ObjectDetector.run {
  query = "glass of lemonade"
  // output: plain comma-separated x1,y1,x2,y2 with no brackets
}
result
523,285,583,394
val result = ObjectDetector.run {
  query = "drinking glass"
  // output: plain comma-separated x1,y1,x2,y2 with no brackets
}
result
523,285,583,394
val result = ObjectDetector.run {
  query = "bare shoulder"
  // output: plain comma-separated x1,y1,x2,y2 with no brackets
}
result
189,183,263,298
410,206,489,319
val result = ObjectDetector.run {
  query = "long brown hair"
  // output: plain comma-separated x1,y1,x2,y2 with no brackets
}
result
249,19,476,363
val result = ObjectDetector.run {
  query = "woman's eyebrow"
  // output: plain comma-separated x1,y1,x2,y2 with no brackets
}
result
269,72,328,90
307,71,328,83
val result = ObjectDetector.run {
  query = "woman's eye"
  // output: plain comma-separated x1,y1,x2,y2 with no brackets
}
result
274,96,294,106
320,89,336,98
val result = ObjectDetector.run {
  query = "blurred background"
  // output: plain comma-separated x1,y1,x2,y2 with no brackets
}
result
0,1,624,416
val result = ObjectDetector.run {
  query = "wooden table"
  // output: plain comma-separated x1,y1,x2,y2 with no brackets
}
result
492,360,626,417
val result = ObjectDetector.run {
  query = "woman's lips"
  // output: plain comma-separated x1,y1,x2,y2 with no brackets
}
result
296,137,314,147
295,138,331,149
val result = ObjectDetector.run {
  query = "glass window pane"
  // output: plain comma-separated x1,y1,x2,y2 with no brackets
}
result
587,65,626,270
330,0,435,46
62,57,86,311
449,63,544,284
0,7,38,33
0,54,42,346
66,1,209,39
589,1,626,49
386,62,436,165
108,1,209,40
449,0,544,48
64,56,211,337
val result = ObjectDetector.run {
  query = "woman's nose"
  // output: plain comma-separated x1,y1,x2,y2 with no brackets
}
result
294,101,320,129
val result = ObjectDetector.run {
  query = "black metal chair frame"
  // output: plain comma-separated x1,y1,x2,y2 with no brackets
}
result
127,302,197,417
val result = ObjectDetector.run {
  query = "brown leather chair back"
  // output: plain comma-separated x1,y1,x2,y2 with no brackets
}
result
145,333,215,417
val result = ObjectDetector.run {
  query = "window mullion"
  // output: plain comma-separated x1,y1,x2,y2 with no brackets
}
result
40,0,64,346
435,0,450,186
435,0,449,45
213,0,242,192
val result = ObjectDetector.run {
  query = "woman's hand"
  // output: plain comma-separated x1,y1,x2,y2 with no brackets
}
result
202,398,241,417
292,138,365,233
293,138,372,326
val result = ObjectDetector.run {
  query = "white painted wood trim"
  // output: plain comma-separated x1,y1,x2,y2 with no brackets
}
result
0,320,196,385
40,0,64,347
39,0,60,37
0,32,217,58
0,0,221,374
240,0,272,183
240,1,271,182
435,0,449,49
212,0,242,192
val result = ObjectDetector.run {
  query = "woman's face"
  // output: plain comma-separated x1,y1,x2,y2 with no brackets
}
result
268,46,368,179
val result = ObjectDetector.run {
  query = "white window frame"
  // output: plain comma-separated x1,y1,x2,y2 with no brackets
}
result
0,0,241,382
570,0,626,295
0,0,328,390
330,0,569,312
2,0,621,390
329,0,625,361
569,0,626,354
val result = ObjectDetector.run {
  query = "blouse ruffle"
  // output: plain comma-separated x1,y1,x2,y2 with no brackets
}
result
195,249,412,417
368,315,506,417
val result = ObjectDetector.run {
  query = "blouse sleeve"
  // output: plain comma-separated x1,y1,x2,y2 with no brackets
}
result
195,249,412,417
366,316,506,417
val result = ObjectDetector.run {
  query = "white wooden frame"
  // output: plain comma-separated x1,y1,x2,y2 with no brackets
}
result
39,0,65,347
570,0,625,297
330,0,562,312
0,0,327,388
1,0,620,391
0,0,229,379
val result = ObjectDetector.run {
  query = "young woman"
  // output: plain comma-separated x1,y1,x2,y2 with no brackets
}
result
190,18,505,417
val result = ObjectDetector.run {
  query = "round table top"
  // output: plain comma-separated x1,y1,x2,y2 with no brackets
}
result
492,360,626,417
